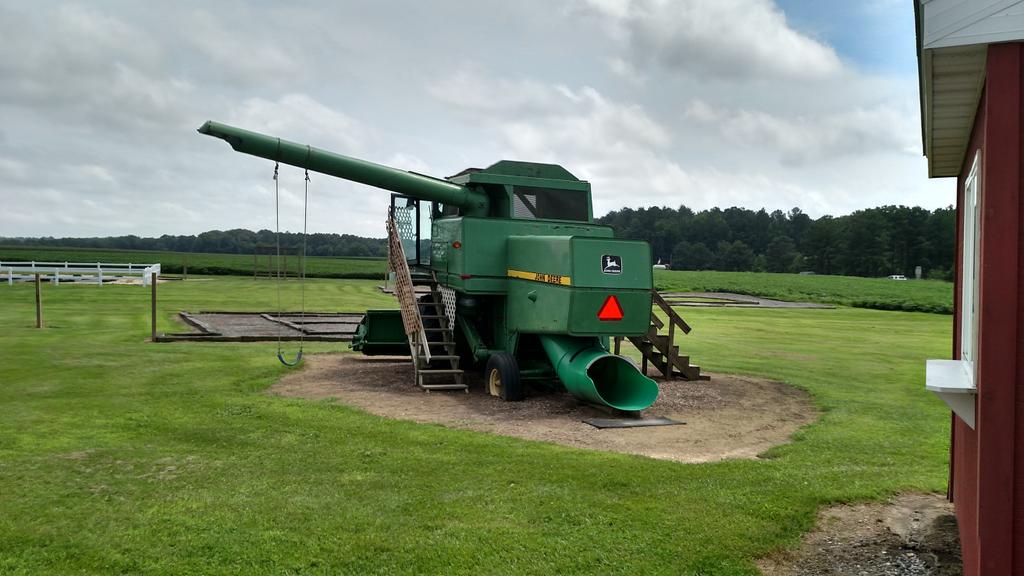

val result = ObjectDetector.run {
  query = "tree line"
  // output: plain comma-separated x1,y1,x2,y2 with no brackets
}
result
0,228,388,258
597,205,956,279
4,203,957,278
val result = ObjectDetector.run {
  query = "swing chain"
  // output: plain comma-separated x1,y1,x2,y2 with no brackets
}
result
274,151,305,367
297,152,310,356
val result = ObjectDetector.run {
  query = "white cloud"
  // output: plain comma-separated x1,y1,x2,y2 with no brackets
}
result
386,153,433,174
578,0,842,80
0,4,193,131
0,157,28,181
429,68,833,216
431,71,670,153
0,1,953,240
185,8,300,86
684,99,920,165
228,94,369,156
67,164,118,186
427,68,570,116
214,94,436,238
608,57,646,83
428,65,953,219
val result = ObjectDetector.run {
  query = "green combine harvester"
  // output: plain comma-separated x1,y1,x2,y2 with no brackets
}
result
199,120,692,411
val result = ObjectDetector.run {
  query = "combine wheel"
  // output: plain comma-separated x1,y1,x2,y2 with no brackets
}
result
485,352,523,401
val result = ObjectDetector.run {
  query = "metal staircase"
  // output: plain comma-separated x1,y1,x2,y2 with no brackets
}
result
411,277,466,391
387,212,466,392
616,291,708,381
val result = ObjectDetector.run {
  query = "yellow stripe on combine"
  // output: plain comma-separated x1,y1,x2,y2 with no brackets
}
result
507,268,572,286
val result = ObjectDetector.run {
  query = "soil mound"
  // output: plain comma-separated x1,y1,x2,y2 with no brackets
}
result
759,493,961,576
271,354,817,463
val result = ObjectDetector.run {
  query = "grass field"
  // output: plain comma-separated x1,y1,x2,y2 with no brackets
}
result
0,245,386,279
0,276,952,574
2,246,953,314
656,270,954,314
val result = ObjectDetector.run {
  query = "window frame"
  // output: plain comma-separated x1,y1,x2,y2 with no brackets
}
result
924,150,980,429
960,150,981,384
510,186,590,222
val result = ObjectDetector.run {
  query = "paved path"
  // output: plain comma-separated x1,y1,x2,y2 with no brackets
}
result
658,292,833,309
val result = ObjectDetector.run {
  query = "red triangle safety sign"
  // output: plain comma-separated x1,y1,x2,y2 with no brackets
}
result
597,295,624,321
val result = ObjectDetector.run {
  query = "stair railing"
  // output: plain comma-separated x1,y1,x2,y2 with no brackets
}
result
615,290,696,380
653,291,690,379
386,213,431,363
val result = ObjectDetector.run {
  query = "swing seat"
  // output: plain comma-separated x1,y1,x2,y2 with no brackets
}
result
278,350,303,366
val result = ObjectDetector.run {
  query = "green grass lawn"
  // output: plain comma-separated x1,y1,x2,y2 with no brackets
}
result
656,269,954,314
0,276,952,574
4,246,952,314
0,245,386,279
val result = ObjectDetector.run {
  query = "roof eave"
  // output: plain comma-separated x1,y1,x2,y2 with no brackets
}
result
915,0,928,165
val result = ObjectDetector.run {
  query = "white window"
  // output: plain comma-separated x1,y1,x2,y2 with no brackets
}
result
925,151,981,429
960,151,981,382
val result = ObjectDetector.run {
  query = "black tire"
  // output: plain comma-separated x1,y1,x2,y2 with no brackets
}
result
485,352,523,401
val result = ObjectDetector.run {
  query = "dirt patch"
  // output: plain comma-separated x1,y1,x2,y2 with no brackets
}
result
759,493,962,576
270,354,818,463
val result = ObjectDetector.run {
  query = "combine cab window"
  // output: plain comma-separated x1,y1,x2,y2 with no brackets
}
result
433,203,460,218
512,186,588,221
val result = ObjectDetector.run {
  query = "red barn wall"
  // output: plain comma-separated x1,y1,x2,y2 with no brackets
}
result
950,42,1024,576
952,84,983,574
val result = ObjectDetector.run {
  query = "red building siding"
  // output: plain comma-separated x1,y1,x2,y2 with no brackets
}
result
950,42,1024,576
952,87,982,574
1014,43,1024,573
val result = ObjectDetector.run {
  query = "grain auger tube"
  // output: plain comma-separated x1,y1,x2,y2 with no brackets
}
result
199,120,660,411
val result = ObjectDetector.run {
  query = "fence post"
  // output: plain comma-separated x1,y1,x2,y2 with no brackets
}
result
151,272,157,341
35,273,42,328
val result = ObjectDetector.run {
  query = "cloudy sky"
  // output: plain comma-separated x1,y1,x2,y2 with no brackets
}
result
0,0,952,239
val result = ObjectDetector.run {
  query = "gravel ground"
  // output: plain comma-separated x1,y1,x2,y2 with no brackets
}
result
759,493,962,576
270,354,818,463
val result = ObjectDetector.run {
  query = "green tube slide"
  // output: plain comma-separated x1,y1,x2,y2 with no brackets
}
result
539,335,659,411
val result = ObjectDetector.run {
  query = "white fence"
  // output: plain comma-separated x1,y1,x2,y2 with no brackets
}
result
1,261,161,286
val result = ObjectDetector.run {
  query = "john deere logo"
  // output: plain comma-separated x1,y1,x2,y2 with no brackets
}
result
602,255,622,275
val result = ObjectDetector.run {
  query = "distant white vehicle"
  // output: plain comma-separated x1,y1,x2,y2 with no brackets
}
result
653,259,667,270
888,274,908,281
